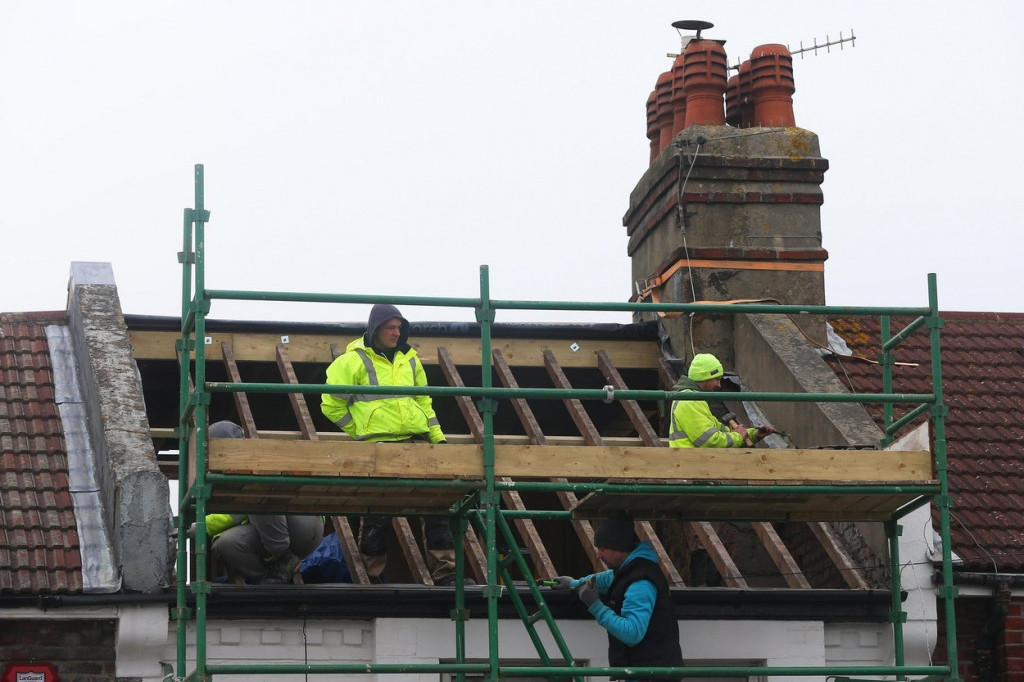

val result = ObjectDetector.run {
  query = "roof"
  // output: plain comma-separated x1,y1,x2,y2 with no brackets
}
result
827,311,1024,573
0,312,83,594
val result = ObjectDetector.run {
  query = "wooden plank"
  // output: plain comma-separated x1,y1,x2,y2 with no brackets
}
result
221,341,258,438
276,343,318,441
438,346,485,440
543,349,603,445
691,522,748,588
570,489,923,523
751,522,812,589
205,483,923,521
597,349,661,446
130,330,661,369
152,426,659,448
462,525,490,585
493,349,547,445
809,521,869,590
394,518,433,584
206,440,935,484
331,517,368,584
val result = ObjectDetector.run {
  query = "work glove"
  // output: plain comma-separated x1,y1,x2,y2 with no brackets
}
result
549,575,574,590
755,425,777,440
576,579,599,607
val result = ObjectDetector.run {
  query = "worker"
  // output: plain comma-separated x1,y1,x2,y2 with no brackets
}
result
550,512,683,680
203,421,324,584
668,353,775,448
321,303,459,586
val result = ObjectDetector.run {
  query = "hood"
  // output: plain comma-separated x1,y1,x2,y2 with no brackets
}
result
671,375,700,391
363,303,410,352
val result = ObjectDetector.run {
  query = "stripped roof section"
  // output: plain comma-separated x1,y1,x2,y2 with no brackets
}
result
827,311,1024,572
0,312,83,594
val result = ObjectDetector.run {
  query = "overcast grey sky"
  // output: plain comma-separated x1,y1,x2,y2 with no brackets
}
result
2,2,1021,323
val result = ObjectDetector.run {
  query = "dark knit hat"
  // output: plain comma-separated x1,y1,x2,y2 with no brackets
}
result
593,511,639,552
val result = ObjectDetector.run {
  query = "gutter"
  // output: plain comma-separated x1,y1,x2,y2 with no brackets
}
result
0,586,893,622
943,571,1024,589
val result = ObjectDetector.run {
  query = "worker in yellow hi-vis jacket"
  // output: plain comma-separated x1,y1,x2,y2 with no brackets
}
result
668,353,776,448
321,304,460,586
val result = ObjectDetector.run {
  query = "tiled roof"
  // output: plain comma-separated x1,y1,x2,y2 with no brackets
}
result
0,312,83,594
827,312,1024,573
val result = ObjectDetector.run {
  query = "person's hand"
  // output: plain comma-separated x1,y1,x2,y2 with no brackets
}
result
756,425,777,439
187,522,197,539
550,575,574,590
576,579,599,607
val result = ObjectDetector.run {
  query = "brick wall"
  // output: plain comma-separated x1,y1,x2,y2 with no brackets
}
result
935,594,1024,682
1004,600,1024,681
0,618,117,682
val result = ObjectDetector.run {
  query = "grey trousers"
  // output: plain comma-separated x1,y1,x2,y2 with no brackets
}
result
212,515,323,582
358,516,456,582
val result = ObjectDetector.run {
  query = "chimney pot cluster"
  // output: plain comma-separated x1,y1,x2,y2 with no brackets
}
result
646,36,797,162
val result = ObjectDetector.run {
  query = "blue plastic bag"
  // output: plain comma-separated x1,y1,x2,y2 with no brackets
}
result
299,532,353,584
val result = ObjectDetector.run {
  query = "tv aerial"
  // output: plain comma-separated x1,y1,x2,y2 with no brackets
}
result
666,19,856,63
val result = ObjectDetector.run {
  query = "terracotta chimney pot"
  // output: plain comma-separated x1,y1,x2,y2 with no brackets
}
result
749,43,796,127
645,88,659,164
655,71,675,154
682,39,728,127
725,73,740,126
668,54,688,136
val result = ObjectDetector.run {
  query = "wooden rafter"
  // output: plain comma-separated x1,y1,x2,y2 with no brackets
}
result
595,349,685,586
437,346,554,580
545,349,683,584
809,521,869,590
277,341,367,584
491,348,598,575
221,341,258,439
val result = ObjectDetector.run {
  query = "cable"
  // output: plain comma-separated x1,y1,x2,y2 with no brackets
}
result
952,511,999,575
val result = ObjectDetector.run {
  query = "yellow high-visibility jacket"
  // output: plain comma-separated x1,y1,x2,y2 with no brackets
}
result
320,337,445,443
668,378,757,448
204,513,246,539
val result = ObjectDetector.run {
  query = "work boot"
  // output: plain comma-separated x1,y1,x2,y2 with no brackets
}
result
262,551,303,585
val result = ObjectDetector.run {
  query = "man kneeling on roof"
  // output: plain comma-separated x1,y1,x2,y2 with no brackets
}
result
668,353,775,448
202,420,324,584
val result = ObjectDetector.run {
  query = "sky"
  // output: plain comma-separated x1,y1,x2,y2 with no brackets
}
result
2,1,1022,324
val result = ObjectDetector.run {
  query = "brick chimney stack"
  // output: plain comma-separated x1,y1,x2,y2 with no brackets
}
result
624,22,827,364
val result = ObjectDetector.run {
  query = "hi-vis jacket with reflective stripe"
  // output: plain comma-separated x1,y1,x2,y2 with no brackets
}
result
668,377,757,448
320,337,445,443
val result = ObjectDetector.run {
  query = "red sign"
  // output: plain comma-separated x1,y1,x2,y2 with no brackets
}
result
1,663,59,682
